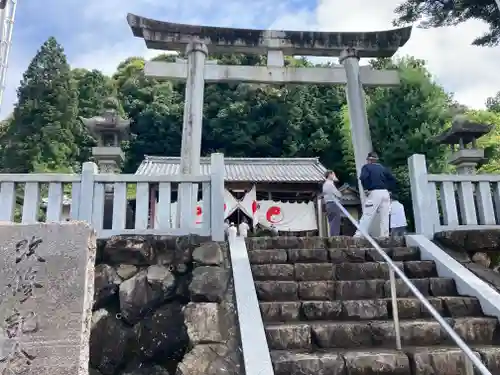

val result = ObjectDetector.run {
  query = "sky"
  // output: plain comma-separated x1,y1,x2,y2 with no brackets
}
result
2,0,500,118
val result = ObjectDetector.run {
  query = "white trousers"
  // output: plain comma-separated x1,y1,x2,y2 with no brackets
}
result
355,189,391,238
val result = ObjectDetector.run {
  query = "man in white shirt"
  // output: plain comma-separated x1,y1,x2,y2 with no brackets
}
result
322,170,342,236
238,218,250,238
390,195,407,236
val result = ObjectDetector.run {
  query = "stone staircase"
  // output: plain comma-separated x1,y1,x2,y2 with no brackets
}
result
246,236,500,375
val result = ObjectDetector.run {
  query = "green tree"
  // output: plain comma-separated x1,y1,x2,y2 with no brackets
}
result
3,37,79,172
393,0,500,46
74,69,116,118
486,91,500,112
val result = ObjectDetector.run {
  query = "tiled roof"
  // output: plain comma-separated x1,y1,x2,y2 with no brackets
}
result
135,156,327,183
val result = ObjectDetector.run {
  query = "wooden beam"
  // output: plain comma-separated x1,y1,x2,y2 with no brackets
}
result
145,61,400,87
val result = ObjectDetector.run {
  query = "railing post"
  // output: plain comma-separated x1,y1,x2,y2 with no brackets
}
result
78,162,98,224
408,154,435,238
210,153,225,241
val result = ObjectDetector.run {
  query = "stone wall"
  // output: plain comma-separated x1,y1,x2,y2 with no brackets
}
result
89,235,243,375
434,230,500,291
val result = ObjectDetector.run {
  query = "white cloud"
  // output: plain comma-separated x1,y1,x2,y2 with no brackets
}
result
2,0,500,119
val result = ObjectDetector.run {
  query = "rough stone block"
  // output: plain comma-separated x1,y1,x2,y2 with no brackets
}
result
183,303,222,345
93,264,121,308
453,317,499,344
259,302,301,322
103,235,154,265
477,347,500,374
288,249,328,263
336,262,403,280
384,278,430,298
298,281,335,300
176,344,241,375
440,296,482,317
255,281,298,301
265,323,311,350
134,302,188,360
404,261,437,278
0,223,95,375
119,270,165,324
343,350,410,375
393,297,443,319
271,351,346,375
251,264,295,281
90,309,133,375
311,322,372,348
336,280,385,300
371,320,446,346
409,348,480,375
435,229,500,252
328,248,366,263
301,301,342,321
248,249,287,264
294,263,334,281
429,277,456,296
189,266,228,303
192,242,223,266
341,299,388,320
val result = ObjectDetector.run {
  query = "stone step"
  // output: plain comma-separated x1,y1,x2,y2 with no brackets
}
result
264,317,500,350
248,247,419,264
255,278,457,302
259,296,483,322
270,346,500,375
246,236,406,251
250,260,437,281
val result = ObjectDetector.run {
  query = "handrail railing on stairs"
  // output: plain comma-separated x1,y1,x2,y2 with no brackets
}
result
331,197,492,375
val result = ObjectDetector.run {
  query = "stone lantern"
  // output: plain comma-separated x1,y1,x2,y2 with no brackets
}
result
434,115,492,174
80,97,130,173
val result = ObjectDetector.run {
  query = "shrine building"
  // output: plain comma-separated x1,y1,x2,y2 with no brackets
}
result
135,155,361,235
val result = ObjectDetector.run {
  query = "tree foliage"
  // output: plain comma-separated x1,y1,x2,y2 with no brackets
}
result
393,0,500,46
2,37,79,172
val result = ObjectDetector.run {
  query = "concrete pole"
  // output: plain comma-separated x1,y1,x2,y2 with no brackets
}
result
178,41,208,227
180,41,208,175
340,48,373,202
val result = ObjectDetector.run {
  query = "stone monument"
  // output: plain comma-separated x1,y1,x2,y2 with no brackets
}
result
0,223,95,375
127,14,412,205
435,115,492,174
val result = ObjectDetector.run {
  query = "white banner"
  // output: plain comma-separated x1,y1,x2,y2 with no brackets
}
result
224,189,238,219
256,200,317,231
240,185,258,226
154,189,237,227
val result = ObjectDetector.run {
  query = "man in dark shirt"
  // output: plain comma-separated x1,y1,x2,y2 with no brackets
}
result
354,152,396,238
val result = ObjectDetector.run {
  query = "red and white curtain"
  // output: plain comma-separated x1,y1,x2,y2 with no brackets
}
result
154,185,317,231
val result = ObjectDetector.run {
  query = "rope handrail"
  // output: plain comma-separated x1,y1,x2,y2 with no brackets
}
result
331,197,492,375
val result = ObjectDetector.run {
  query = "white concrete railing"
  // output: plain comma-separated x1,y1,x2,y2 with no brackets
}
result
409,154,500,238
0,153,225,241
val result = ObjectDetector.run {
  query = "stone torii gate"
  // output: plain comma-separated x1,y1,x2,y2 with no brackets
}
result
127,13,412,222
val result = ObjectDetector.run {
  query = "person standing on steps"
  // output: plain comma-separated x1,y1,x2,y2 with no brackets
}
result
322,170,343,236
354,152,396,238
238,218,250,238
228,222,237,241
389,194,408,237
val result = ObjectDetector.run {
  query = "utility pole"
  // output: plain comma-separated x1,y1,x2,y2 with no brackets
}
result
0,0,17,113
